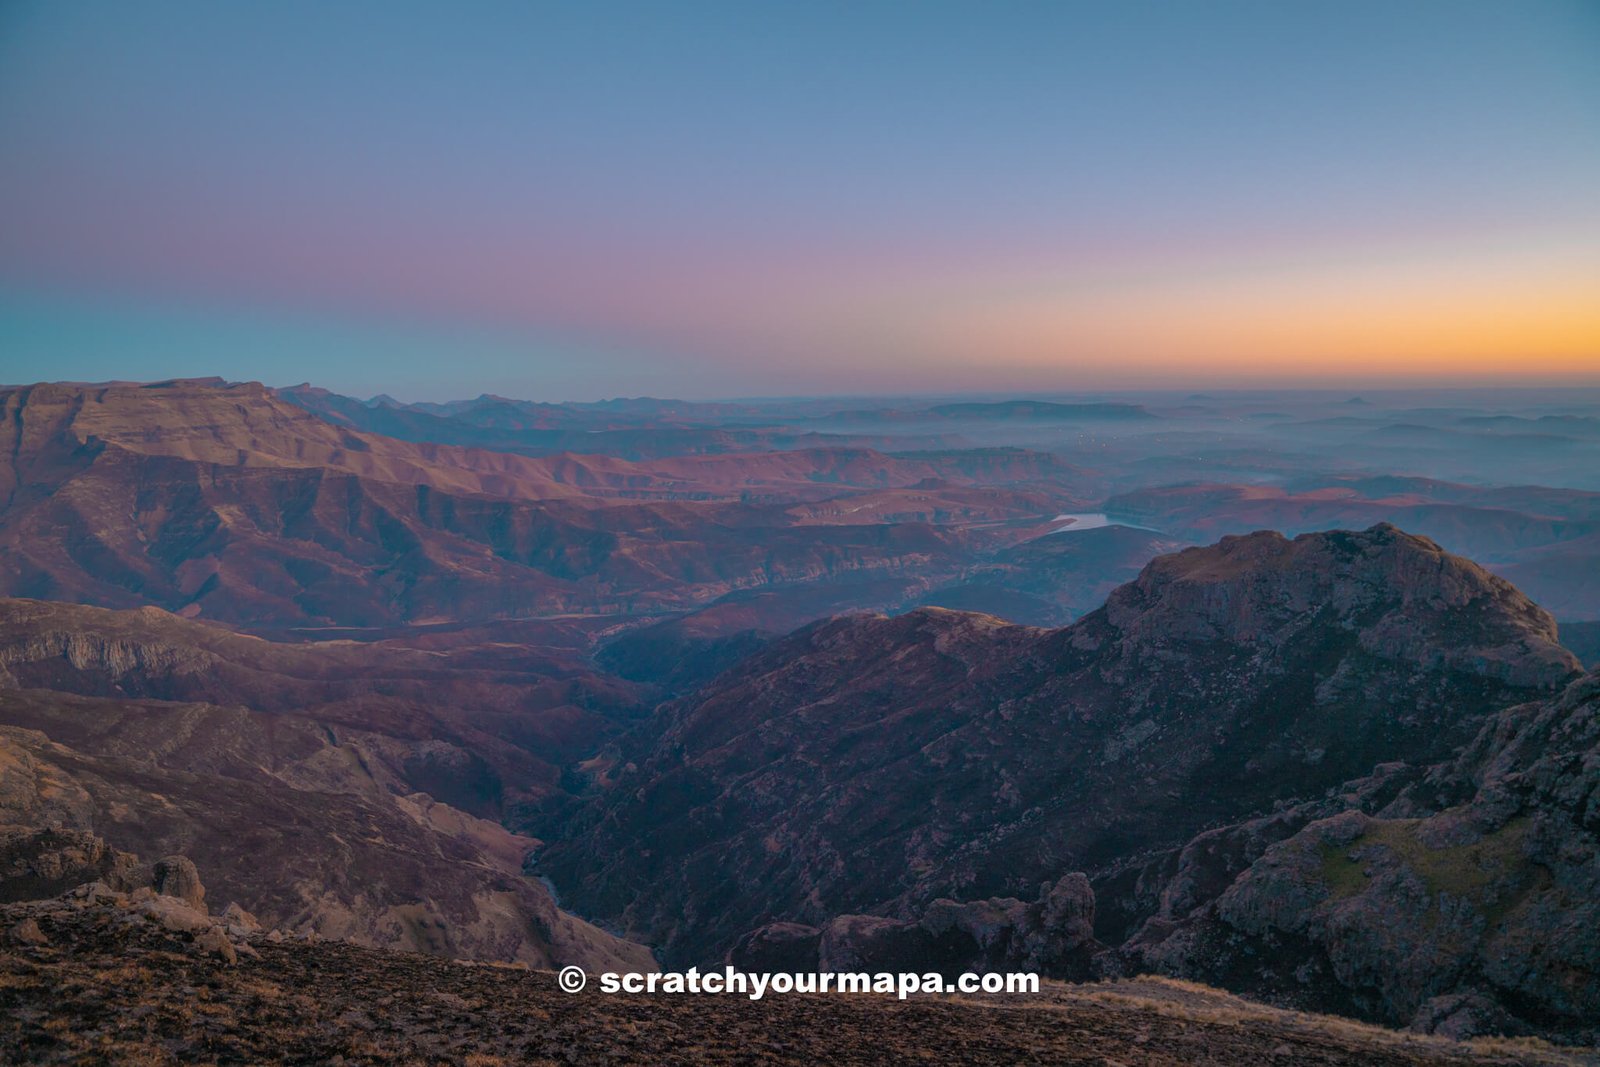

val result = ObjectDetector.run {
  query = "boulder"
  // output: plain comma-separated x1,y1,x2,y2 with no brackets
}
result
732,874,1099,979
150,856,206,911
1409,993,1527,1040
193,925,238,965
221,901,260,937
728,922,820,972
138,894,212,934
9,916,47,946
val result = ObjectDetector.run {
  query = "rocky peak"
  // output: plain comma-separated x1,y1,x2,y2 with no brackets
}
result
1093,524,1575,689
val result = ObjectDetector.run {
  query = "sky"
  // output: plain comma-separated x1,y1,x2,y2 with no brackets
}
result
1,0,1598,400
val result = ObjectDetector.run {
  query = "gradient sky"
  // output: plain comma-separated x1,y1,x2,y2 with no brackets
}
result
1,1,1598,399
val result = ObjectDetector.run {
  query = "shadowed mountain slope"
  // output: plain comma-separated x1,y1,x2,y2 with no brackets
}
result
0,709,652,970
541,525,1580,966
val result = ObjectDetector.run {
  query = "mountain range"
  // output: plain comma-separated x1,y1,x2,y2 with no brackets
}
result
2,377,1598,1051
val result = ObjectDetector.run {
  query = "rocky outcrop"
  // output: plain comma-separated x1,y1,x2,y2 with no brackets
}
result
1407,992,1530,1041
1117,668,1600,1044
545,525,1580,967
0,824,251,963
10,859,253,966
0,826,142,903
731,874,1100,979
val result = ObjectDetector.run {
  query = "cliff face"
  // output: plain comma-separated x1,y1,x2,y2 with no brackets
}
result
542,525,1580,966
1118,667,1600,1043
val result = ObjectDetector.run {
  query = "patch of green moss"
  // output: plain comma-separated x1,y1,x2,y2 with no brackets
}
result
1317,815,1532,903
1317,842,1371,900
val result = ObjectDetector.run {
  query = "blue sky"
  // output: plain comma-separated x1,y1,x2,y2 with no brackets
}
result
1,1,1597,399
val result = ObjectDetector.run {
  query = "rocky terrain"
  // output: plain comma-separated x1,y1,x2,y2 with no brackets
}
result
0,722,649,971
732,873,1102,981
0,597,649,817
2,506,1592,1049
546,519,1600,1044
541,525,1580,968
1113,665,1600,1044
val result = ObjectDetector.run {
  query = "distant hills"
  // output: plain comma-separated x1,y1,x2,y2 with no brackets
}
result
0,379,1087,630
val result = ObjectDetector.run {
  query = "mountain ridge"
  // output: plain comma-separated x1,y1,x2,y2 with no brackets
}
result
540,524,1580,967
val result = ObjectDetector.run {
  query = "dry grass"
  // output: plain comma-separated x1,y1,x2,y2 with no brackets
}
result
4,901,1596,1066
1037,977,1591,1067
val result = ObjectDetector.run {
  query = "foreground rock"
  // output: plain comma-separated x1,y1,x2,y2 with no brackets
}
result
0,828,255,967
734,874,1100,979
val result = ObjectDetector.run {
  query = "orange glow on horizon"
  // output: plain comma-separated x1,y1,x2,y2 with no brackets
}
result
832,234,1600,385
